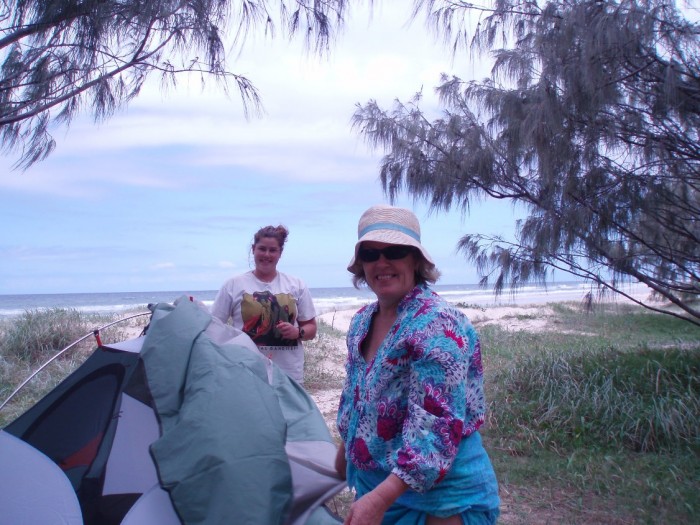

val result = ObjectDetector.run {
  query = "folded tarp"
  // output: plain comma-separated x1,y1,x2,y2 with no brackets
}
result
141,299,343,525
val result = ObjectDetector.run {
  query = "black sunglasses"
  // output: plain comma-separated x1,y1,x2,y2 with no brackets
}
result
357,245,414,263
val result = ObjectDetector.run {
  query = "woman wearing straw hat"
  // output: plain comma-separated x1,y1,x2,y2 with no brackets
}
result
335,205,500,525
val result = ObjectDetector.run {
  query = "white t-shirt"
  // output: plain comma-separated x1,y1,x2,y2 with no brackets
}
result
210,271,316,382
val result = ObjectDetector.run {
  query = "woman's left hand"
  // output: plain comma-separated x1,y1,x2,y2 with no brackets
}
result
344,474,408,525
276,321,299,340
343,491,388,525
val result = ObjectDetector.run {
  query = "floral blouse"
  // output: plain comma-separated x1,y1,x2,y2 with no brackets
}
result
336,284,486,493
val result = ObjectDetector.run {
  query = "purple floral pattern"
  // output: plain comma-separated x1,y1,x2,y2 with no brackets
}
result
337,284,486,493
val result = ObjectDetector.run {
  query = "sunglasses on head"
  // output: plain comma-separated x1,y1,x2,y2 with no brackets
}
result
357,245,414,263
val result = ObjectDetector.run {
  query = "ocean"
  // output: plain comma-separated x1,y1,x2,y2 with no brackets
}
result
0,281,632,320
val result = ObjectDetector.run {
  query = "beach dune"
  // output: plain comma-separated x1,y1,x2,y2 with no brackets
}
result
317,281,656,334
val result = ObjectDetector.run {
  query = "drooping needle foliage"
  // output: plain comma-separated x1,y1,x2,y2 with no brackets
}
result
354,0,700,325
0,0,350,168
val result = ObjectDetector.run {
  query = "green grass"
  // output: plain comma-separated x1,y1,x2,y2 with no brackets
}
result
480,302,700,523
303,319,346,391
455,302,487,311
491,347,698,451
2,302,699,523
0,307,149,426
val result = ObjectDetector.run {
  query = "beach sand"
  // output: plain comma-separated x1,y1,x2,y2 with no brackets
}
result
309,283,659,423
318,303,558,334
310,303,563,425
316,282,657,344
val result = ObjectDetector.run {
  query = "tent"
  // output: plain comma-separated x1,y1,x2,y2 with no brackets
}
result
0,297,346,525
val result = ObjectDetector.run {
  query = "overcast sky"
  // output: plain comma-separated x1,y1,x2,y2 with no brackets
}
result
0,3,523,295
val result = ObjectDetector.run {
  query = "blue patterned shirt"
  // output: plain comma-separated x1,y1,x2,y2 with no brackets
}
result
337,284,486,493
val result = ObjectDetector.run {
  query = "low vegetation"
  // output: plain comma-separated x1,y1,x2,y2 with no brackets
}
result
308,303,700,523
304,320,346,391
0,308,149,426
480,303,700,524
2,302,698,523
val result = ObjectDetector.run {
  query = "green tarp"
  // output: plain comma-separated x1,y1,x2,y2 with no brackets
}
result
141,299,337,525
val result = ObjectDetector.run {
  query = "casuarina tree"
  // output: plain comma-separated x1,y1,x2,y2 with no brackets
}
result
353,0,700,325
0,0,349,169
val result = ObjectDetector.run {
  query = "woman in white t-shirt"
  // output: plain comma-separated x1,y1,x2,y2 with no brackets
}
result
211,225,317,383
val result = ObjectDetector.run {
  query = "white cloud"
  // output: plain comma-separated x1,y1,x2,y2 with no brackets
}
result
152,262,177,270
1,4,508,294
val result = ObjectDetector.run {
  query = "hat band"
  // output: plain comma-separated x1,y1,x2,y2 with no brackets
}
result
359,222,420,242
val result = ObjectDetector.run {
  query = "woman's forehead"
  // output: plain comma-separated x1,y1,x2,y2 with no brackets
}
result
256,237,281,248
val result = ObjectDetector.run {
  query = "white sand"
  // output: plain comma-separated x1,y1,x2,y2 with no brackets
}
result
310,284,662,431
318,304,559,334
311,303,550,431
317,281,656,334
113,285,659,433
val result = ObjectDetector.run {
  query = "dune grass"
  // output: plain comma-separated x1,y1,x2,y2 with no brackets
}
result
480,302,700,523
2,302,698,523
310,303,700,523
303,320,346,391
0,307,149,426
1,307,340,426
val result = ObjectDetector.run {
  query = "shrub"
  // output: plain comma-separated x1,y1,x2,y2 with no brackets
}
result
492,347,700,452
0,308,91,363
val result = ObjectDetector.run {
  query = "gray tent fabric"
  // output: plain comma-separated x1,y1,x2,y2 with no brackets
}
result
120,485,180,524
0,431,83,524
142,299,293,524
141,298,342,525
1,297,346,525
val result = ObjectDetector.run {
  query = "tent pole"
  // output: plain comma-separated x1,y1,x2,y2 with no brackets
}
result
0,311,151,412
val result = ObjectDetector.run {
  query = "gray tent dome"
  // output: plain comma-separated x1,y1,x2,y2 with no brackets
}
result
0,298,346,525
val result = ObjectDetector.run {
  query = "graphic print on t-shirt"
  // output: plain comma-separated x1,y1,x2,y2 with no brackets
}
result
240,291,298,347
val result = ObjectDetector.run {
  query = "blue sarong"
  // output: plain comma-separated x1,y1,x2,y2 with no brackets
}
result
347,433,500,525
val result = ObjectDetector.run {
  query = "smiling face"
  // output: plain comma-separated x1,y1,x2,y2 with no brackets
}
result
253,237,282,279
360,241,419,310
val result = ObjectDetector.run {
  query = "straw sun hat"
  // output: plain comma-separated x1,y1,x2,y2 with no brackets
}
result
347,204,436,273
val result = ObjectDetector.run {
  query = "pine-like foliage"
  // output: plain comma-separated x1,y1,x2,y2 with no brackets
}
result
0,0,349,168
354,0,700,325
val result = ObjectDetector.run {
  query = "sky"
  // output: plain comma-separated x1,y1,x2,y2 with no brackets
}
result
0,3,524,295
